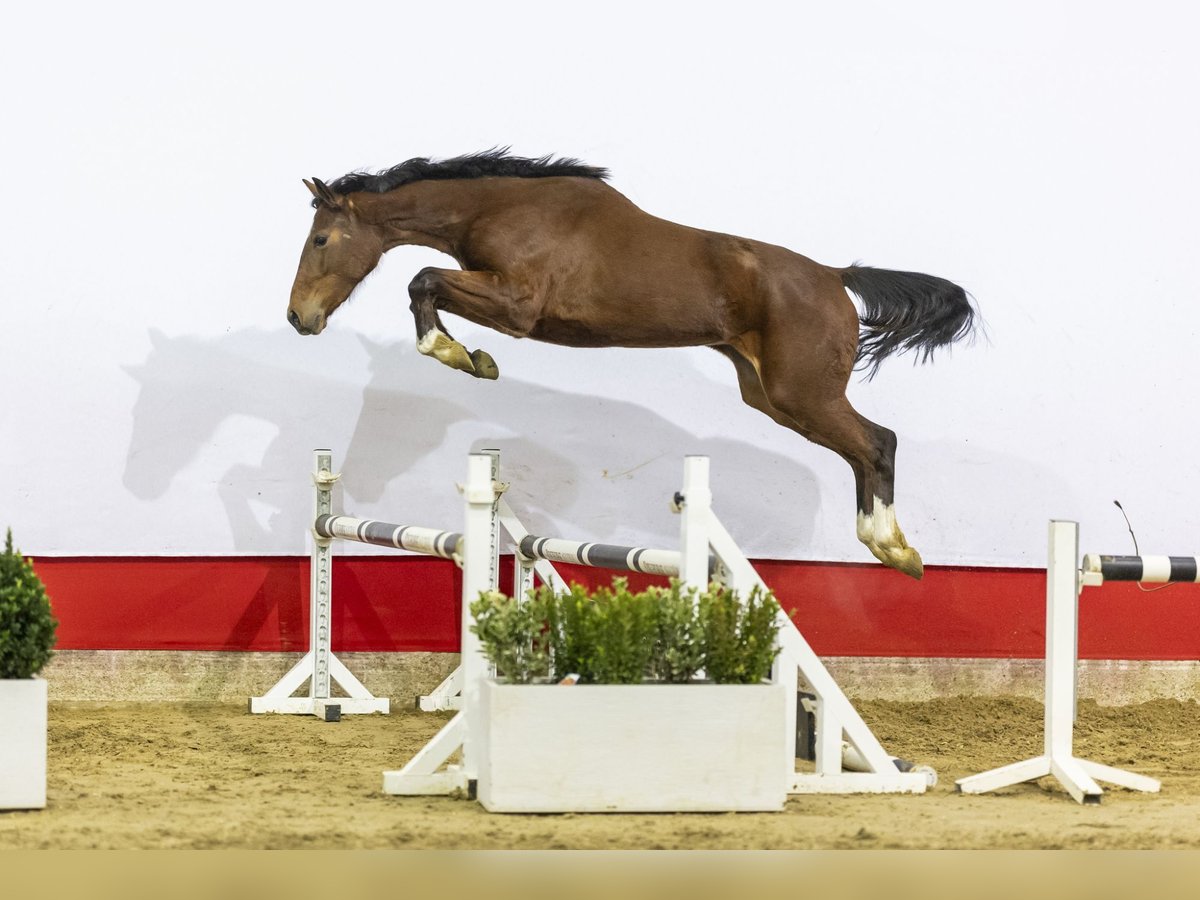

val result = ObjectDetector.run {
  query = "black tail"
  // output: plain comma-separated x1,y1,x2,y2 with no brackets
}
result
841,265,977,379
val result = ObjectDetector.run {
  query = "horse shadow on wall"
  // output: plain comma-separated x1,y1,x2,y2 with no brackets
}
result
122,328,821,555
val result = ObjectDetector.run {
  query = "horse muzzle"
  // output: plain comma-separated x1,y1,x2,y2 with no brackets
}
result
288,308,325,336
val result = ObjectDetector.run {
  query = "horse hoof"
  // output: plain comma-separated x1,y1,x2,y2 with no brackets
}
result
470,349,500,380
420,330,478,373
866,542,924,579
890,548,925,580
429,337,476,374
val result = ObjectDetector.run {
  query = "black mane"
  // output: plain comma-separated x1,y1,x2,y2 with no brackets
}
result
326,149,609,197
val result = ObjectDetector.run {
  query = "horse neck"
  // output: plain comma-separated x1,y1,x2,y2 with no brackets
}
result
355,181,484,257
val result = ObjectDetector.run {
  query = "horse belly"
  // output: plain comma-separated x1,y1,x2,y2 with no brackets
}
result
526,298,726,349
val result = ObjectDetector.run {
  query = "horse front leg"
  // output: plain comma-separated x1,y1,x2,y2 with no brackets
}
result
407,268,506,379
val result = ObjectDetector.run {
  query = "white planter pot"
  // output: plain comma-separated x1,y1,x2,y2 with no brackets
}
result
0,677,48,810
476,680,790,813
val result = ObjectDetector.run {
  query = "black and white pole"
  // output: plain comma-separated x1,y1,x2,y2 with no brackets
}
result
506,456,717,598
516,536,686,578
1082,553,1200,584
314,515,461,559
956,520,1162,803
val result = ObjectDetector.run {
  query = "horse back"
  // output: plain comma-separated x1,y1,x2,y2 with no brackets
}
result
453,178,842,348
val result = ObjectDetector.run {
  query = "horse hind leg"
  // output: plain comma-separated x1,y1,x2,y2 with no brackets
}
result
848,416,924,578
408,268,501,379
739,335,924,579
804,403,922,578
714,345,916,575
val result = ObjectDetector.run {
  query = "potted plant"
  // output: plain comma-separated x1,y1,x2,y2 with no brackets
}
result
0,528,58,810
470,578,790,813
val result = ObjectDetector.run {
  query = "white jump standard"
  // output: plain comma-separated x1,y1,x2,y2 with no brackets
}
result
956,520,1168,804
384,453,932,810
250,450,474,720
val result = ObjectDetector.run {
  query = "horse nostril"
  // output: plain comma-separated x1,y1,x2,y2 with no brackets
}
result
288,309,301,330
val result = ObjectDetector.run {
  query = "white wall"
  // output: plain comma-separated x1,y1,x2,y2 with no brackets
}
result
3,1,1197,566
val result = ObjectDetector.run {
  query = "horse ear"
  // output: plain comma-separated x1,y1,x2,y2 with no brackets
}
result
305,177,343,210
312,178,342,208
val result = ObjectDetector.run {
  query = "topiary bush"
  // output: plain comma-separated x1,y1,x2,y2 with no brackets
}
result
698,582,781,684
470,577,781,685
0,529,58,679
647,580,705,684
470,588,552,685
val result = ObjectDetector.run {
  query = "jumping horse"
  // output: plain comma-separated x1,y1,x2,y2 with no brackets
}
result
287,150,976,578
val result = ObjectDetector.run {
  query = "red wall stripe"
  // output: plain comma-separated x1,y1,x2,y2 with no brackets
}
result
30,556,462,653
28,556,1200,659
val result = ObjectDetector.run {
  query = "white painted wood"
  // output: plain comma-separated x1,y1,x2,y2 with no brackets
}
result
250,450,390,716
957,756,1052,795
248,696,387,716
956,521,1162,803
679,456,711,593
383,767,469,796
476,681,790,813
311,450,334,702
705,512,900,778
254,651,313,699
249,651,389,715
773,650,800,789
328,656,388,706
0,678,47,810
393,710,468,787
1050,755,1103,804
418,666,464,712
788,772,930,794
1079,760,1162,795
460,453,500,783
1045,520,1078,759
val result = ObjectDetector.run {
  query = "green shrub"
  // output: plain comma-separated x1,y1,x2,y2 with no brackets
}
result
543,581,595,682
469,589,551,684
0,529,58,679
578,578,658,685
699,582,781,684
647,581,704,683
470,576,781,685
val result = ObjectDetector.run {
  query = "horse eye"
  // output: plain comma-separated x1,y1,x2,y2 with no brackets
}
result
313,235,328,248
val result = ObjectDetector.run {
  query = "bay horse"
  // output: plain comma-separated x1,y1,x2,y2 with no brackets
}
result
287,150,976,578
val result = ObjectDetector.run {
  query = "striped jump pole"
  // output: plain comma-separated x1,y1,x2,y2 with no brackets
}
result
1082,554,1200,584
512,533,682,604
957,520,1165,803
517,536,686,577
510,458,722,596
314,515,461,559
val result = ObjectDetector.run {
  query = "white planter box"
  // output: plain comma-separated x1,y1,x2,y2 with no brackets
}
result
0,677,48,810
476,680,790,813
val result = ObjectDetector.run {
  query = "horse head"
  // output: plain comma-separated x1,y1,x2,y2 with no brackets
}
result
287,178,383,335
